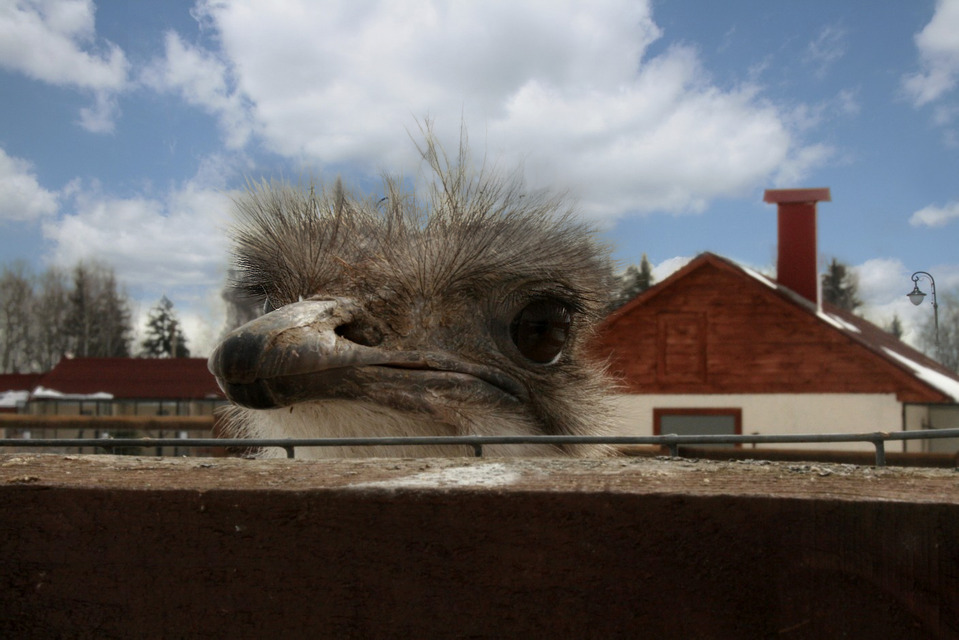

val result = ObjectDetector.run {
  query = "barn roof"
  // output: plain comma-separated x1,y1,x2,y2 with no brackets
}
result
34,358,224,400
604,252,959,403
0,373,44,393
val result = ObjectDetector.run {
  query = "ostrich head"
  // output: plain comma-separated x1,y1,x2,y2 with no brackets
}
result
209,133,616,457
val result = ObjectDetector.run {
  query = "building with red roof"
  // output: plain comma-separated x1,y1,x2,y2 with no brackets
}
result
25,357,225,417
1,358,227,454
0,374,44,413
592,189,959,453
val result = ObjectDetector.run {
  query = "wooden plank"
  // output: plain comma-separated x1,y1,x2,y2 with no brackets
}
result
1,454,956,638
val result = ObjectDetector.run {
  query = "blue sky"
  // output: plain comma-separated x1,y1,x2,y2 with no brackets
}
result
1,0,958,355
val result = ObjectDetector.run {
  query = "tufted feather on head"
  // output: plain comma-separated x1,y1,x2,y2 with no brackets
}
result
210,126,617,457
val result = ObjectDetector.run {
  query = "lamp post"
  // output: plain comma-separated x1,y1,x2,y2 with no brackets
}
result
907,271,940,361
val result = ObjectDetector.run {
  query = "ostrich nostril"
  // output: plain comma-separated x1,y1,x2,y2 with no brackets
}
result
335,319,384,347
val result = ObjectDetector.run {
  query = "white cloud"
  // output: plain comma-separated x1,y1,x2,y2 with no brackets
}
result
903,0,959,106
836,88,861,117
909,201,959,227
41,176,237,357
43,181,232,290
783,89,860,133
771,143,835,188
0,147,59,221
0,0,129,131
141,31,252,148
854,258,911,303
852,258,959,353
652,256,693,282
77,90,120,133
486,47,805,217
0,0,128,89
148,0,830,219
804,25,847,78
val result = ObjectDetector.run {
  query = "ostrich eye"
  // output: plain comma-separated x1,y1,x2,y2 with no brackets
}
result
509,299,572,364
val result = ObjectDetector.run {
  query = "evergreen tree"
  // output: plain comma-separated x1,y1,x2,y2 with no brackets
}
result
140,296,190,358
611,254,655,310
886,314,904,340
821,258,862,312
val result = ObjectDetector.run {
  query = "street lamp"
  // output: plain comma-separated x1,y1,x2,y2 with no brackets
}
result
907,271,940,360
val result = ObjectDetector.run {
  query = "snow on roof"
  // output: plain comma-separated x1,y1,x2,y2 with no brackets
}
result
818,311,862,334
882,348,959,403
0,390,29,408
667,253,959,403
30,386,114,401
739,264,778,290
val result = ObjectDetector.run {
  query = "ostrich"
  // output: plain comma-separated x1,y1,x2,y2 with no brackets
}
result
208,131,617,457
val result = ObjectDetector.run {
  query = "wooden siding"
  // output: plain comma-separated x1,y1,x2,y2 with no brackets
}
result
594,256,948,403
656,313,707,383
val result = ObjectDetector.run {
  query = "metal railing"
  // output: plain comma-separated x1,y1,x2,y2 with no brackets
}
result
2,428,959,466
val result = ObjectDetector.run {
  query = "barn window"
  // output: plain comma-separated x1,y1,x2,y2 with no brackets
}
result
653,408,742,448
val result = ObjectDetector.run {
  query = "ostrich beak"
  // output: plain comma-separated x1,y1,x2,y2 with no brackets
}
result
208,299,525,412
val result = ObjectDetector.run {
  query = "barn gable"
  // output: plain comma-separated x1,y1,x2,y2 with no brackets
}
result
595,252,956,404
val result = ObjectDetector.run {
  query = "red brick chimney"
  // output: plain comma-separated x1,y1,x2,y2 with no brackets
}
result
763,188,831,306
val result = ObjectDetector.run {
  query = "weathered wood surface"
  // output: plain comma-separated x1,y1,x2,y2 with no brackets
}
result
664,445,959,469
1,453,957,639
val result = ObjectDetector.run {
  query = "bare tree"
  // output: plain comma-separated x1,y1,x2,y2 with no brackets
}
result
0,261,134,372
0,263,35,372
64,262,132,359
93,269,133,358
919,289,959,372
32,267,71,371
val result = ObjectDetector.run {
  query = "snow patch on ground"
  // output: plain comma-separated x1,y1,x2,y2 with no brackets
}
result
349,462,522,490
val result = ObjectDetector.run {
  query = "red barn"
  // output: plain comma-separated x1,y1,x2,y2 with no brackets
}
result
593,189,959,452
